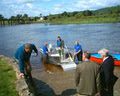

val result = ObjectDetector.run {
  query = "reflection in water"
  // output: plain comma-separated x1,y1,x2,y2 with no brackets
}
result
43,63,63,72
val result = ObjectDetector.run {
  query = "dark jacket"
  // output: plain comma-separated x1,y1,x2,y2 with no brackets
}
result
99,55,114,89
75,61,100,95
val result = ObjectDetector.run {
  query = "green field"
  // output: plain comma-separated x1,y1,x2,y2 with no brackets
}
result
0,59,18,96
36,15,120,25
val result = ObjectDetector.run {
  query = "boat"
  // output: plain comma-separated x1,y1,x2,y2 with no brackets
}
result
40,45,77,71
90,53,120,66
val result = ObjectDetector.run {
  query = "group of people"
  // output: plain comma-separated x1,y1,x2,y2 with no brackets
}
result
14,36,117,96
76,48,117,96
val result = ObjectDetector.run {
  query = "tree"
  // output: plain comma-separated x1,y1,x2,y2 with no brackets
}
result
40,13,42,18
75,12,84,18
22,14,29,23
16,14,22,24
72,11,78,16
0,14,3,26
10,16,16,24
48,14,56,21
61,11,69,17
83,10,93,16
0,14,4,26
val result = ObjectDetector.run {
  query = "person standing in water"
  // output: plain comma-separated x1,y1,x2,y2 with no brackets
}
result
74,41,83,61
56,36,64,59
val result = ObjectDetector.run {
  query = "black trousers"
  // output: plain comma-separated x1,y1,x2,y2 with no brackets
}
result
77,52,82,61
101,87,113,96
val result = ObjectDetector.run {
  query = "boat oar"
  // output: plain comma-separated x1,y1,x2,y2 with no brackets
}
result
65,45,73,62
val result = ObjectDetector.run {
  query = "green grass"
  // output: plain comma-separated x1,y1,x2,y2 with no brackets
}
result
0,59,18,96
47,16,120,25
2,15,120,26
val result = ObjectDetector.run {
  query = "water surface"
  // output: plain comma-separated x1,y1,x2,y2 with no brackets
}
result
0,23,120,66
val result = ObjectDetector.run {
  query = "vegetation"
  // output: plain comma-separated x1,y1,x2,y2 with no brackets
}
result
0,5,120,26
46,5,120,24
0,59,18,96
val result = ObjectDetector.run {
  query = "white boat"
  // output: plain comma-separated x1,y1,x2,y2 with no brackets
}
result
40,45,77,71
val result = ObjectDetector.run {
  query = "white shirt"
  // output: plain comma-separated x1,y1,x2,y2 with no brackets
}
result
103,56,109,62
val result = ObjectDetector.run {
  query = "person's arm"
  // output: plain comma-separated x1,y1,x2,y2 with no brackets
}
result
103,63,111,89
61,40,64,48
76,50,81,54
74,45,81,55
76,45,82,54
75,66,80,86
18,53,25,77
31,44,38,56
96,66,101,95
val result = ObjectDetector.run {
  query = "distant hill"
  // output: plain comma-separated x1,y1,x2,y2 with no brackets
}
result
93,5,120,15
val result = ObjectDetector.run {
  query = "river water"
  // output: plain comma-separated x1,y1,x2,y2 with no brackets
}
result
0,23,120,66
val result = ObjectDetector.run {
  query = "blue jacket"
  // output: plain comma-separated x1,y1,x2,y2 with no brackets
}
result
42,45,48,55
74,44,82,52
14,44,38,73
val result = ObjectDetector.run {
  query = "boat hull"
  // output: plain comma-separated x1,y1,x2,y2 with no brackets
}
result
90,54,120,66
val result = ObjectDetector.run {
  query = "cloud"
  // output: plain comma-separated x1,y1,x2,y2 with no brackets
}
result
1,0,120,18
73,0,120,10
26,3,33,8
3,0,52,3
54,4,62,7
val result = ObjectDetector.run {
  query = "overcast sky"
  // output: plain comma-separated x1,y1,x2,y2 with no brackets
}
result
0,0,120,18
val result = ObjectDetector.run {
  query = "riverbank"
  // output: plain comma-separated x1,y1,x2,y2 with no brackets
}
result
0,54,120,96
32,62,120,96
0,55,37,96
1,15,120,26
0,58,18,96
35,15,120,25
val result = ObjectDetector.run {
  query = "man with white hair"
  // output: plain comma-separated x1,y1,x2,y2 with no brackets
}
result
98,48,114,96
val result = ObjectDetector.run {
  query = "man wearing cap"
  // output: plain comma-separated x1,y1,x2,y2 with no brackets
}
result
14,43,38,78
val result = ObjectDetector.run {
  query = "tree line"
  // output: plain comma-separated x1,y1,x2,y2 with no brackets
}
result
0,14,41,26
47,5,120,21
1,5,120,26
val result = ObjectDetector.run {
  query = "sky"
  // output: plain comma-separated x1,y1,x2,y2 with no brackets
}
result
0,0,120,18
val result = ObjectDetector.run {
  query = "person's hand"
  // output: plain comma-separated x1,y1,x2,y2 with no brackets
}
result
19,73,24,77
35,52,38,56
96,92,100,96
74,52,77,55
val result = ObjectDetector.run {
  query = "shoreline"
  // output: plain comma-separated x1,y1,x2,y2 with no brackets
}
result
0,54,120,96
1,16,120,26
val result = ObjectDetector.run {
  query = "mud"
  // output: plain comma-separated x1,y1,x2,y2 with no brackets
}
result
31,62,120,96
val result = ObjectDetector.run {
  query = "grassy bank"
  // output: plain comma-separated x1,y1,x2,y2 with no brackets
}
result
0,59,18,96
2,15,120,26
39,16,120,25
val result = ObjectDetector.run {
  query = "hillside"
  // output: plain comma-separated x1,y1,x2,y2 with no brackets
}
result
94,5,120,15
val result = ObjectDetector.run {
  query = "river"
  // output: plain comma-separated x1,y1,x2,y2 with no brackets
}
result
0,23,120,66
